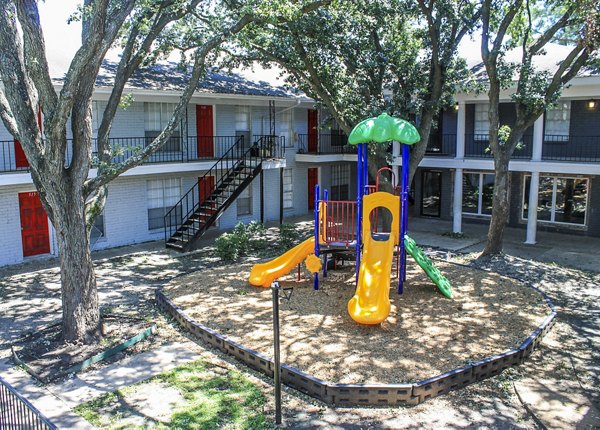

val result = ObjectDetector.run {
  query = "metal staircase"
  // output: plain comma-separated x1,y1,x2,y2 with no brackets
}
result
164,135,283,251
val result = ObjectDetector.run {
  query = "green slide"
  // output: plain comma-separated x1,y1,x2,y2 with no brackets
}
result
404,235,452,299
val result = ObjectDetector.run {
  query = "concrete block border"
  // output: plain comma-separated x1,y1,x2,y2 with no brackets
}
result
155,280,556,406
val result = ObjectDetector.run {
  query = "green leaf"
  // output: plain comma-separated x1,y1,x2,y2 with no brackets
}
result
348,113,420,145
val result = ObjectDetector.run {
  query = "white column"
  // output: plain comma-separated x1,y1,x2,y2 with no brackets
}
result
525,171,540,244
392,140,401,187
531,115,544,161
453,168,463,233
455,101,466,159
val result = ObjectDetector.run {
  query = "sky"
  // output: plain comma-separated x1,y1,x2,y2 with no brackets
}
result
36,0,286,85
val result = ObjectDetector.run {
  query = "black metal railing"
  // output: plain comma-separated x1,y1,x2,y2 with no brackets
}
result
0,376,58,429
1,135,282,173
464,134,533,159
164,135,276,245
426,134,457,157
252,135,286,159
542,135,600,162
185,136,247,160
297,133,354,154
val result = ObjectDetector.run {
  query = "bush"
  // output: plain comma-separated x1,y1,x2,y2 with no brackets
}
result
278,223,302,249
215,221,267,261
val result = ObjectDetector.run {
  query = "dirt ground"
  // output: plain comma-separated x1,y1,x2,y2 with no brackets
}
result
166,261,550,384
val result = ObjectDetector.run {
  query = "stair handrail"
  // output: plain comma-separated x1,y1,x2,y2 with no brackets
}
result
164,135,245,241
164,134,278,243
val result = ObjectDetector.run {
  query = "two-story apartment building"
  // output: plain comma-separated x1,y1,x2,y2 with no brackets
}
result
3,44,597,267
401,49,600,243
0,61,357,266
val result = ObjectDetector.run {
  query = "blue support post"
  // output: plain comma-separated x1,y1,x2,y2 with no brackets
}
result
355,144,364,281
323,189,329,278
398,144,410,294
314,184,320,290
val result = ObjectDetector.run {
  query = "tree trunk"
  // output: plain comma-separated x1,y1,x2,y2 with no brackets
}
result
51,185,100,342
481,152,511,256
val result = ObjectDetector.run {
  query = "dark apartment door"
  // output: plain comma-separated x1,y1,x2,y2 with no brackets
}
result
307,109,318,153
19,191,50,257
198,175,216,225
421,170,441,217
307,168,318,210
196,105,214,158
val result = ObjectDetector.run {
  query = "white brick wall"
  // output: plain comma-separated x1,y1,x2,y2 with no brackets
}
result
0,103,320,266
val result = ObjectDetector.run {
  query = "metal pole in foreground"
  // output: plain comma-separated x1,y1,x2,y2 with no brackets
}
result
271,281,282,425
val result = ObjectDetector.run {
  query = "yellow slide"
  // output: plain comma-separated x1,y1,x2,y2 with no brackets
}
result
249,237,315,287
348,232,395,324
348,192,399,324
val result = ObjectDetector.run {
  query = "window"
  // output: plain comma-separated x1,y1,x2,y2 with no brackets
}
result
331,164,350,200
147,178,181,230
237,184,252,216
544,101,570,142
474,103,490,138
235,106,249,131
421,170,441,217
144,102,180,151
92,101,104,135
523,175,587,225
462,172,494,215
90,212,105,240
283,169,293,209
278,109,294,147
235,106,251,148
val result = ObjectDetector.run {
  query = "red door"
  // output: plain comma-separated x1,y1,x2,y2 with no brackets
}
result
14,140,29,168
18,192,50,257
307,168,318,210
196,105,214,158
13,106,42,168
198,176,216,224
307,109,318,153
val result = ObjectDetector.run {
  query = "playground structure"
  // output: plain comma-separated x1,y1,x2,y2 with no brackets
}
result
249,113,452,324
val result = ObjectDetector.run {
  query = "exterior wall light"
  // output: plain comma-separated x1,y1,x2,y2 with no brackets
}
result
587,99,597,109
454,102,460,111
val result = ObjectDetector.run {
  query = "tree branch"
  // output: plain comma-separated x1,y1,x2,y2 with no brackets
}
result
0,1,44,169
16,0,58,114
85,12,256,194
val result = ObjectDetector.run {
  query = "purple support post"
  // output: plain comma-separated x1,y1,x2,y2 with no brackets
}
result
323,189,329,278
355,144,364,281
314,184,320,290
398,143,410,294
363,144,369,194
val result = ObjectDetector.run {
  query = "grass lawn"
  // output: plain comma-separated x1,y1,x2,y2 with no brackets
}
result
74,359,272,429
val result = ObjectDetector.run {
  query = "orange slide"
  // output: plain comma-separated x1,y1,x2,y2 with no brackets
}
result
249,237,315,287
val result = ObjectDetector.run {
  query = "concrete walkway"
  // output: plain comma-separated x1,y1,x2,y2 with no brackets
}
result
0,342,199,429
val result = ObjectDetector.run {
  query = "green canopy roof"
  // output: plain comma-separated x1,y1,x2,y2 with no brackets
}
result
348,113,420,145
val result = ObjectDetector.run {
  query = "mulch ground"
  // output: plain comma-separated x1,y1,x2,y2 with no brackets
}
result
165,259,551,384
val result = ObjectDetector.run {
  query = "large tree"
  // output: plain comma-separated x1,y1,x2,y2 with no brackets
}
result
479,0,599,256
232,0,480,182
0,0,326,342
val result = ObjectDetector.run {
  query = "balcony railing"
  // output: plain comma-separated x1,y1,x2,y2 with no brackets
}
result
252,135,286,159
297,133,355,155
0,135,285,174
542,135,600,162
426,134,457,157
464,134,533,159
